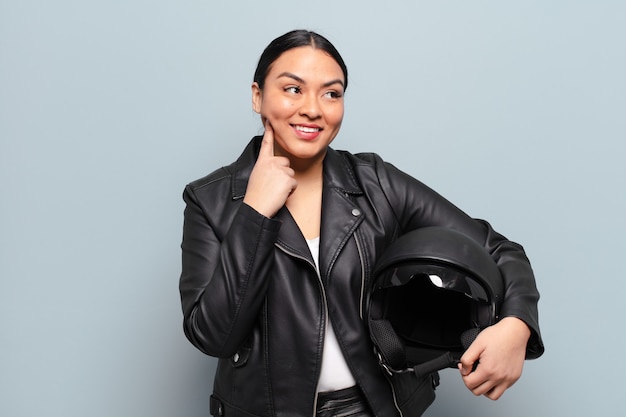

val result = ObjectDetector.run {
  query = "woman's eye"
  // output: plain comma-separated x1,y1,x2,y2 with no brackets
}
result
285,86,301,94
324,91,343,99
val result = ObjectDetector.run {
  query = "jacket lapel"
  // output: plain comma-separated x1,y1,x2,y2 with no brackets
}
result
274,206,315,265
318,148,364,279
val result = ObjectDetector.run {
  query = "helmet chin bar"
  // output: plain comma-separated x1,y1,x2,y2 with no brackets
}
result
371,318,482,377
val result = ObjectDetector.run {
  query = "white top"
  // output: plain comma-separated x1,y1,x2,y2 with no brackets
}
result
306,237,357,392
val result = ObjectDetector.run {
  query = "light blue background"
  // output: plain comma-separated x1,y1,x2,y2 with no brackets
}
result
1,1,624,416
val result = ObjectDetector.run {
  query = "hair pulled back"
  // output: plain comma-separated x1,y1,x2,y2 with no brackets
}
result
253,30,348,91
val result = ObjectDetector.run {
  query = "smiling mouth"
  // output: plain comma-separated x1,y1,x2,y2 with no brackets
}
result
293,125,321,133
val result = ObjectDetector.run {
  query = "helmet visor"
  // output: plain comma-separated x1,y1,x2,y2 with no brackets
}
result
378,262,490,303
373,262,492,351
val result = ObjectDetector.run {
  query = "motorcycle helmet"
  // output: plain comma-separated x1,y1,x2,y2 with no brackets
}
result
368,226,504,377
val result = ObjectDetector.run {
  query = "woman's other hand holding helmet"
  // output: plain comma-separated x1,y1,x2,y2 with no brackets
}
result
458,317,531,400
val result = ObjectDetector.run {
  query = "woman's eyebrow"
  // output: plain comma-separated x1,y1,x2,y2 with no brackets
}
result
322,79,345,89
277,72,304,84
277,72,344,89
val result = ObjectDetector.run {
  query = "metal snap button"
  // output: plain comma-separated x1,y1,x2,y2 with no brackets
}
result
351,208,361,216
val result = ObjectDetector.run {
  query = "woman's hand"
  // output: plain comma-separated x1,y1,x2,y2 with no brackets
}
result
458,317,531,400
243,122,297,218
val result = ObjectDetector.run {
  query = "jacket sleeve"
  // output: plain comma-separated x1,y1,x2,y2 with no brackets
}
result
179,185,281,357
375,156,544,359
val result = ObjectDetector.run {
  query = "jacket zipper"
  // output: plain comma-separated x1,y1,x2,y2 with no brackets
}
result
386,372,404,417
354,234,404,417
275,244,327,417
312,267,327,417
353,235,366,320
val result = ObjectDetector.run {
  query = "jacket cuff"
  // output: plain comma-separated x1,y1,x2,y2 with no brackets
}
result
237,202,282,234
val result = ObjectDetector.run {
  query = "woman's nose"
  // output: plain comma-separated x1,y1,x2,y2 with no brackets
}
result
299,94,321,119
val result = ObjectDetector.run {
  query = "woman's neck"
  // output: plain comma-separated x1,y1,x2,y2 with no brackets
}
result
290,152,326,179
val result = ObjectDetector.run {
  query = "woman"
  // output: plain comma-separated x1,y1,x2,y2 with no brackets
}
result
179,30,543,417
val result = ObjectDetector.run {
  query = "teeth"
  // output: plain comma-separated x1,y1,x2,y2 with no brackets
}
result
295,125,319,133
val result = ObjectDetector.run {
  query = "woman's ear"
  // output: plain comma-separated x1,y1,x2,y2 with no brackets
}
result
251,82,262,114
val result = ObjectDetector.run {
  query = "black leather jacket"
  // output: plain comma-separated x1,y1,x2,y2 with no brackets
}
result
180,137,543,417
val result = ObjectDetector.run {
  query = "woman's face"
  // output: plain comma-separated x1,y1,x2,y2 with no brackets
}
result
252,46,345,164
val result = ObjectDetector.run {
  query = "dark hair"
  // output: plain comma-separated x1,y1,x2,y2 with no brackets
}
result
253,30,348,91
